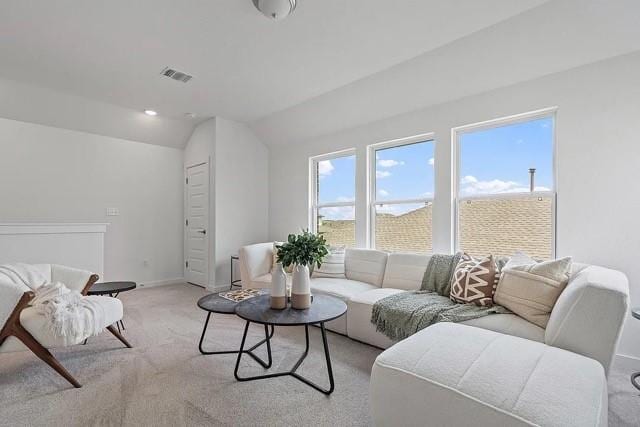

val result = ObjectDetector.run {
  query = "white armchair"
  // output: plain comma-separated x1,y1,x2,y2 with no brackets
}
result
239,242,274,289
0,264,131,388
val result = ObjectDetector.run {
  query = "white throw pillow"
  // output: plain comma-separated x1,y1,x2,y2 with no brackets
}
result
312,246,346,279
495,254,572,328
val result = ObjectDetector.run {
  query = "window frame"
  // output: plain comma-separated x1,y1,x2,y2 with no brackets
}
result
452,107,558,258
366,133,436,251
309,148,357,241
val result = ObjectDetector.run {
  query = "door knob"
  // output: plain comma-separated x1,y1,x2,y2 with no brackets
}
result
197,229,206,235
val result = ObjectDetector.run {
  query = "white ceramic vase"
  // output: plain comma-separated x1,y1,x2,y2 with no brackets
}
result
270,262,287,309
291,264,311,309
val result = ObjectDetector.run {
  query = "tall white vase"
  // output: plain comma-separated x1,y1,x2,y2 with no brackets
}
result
270,262,287,309
291,264,311,309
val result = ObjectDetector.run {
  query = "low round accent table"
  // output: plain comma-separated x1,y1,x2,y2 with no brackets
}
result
632,308,640,391
233,294,347,395
197,292,274,368
88,281,136,333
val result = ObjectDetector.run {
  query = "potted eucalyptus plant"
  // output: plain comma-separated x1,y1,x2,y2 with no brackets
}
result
276,230,328,309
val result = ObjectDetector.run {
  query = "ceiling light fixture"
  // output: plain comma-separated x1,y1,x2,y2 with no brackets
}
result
144,110,157,116
252,0,296,21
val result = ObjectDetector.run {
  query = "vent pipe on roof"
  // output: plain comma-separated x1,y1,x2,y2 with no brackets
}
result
529,168,536,192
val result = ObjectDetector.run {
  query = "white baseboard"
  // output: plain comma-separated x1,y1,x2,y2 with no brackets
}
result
614,353,640,370
137,278,184,289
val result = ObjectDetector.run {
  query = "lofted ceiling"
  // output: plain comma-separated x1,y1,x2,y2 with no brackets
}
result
0,0,638,148
0,0,549,147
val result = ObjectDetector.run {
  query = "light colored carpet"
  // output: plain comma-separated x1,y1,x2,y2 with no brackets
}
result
0,283,638,426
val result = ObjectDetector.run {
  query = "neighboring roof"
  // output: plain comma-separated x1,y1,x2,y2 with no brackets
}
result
320,197,552,259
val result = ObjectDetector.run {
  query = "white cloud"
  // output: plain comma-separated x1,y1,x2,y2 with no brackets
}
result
428,157,434,166
377,159,404,168
459,175,550,197
376,170,391,179
318,160,334,177
318,206,354,220
378,189,389,197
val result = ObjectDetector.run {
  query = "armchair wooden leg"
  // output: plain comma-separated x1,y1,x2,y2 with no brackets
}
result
13,323,82,388
107,324,132,348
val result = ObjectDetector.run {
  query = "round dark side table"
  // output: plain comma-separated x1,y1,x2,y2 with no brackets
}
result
88,281,136,333
631,308,640,391
197,292,274,368
233,294,347,395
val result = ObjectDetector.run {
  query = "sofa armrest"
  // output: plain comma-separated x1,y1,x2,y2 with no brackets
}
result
51,265,98,295
239,243,274,288
545,265,629,374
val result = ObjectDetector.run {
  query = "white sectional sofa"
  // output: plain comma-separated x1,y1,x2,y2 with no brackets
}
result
241,243,628,425
239,243,629,374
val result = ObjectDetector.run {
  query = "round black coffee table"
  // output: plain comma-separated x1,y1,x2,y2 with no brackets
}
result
197,292,273,368
233,294,347,395
88,281,136,333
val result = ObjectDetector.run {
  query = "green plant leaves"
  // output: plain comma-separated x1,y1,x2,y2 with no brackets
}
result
275,229,328,268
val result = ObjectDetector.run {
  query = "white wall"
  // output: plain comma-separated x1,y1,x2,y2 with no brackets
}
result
214,117,269,288
184,117,269,289
269,52,640,360
0,117,184,285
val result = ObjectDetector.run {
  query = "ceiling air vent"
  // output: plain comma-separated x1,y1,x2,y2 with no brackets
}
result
160,67,193,83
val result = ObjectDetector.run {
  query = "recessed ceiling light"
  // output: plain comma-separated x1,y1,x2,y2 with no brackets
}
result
144,110,157,116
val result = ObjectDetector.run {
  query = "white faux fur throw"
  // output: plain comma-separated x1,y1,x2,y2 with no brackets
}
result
0,263,48,290
0,263,105,341
31,282,106,341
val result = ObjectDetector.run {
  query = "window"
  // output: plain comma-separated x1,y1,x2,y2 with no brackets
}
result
310,150,356,247
368,135,435,254
454,110,556,259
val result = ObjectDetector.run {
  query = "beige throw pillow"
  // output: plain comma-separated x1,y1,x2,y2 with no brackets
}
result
494,255,572,328
450,254,497,307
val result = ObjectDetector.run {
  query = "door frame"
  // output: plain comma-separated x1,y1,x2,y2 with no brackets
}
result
184,160,212,288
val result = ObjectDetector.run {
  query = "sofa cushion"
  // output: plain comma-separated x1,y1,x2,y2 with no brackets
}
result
381,253,430,291
310,277,377,302
460,314,544,343
347,288,405,349
371,323,607,427
344,249,387,286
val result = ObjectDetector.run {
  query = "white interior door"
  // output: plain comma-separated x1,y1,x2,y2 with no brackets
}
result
185,163,209,286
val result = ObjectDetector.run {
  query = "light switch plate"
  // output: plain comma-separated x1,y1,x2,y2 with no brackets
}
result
106,207,120,216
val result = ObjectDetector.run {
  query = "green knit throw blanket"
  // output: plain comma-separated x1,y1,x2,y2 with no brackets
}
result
371,253,510,341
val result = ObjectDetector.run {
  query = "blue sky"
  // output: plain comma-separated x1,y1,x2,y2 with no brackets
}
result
317,116,553,218
459,117,553,196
